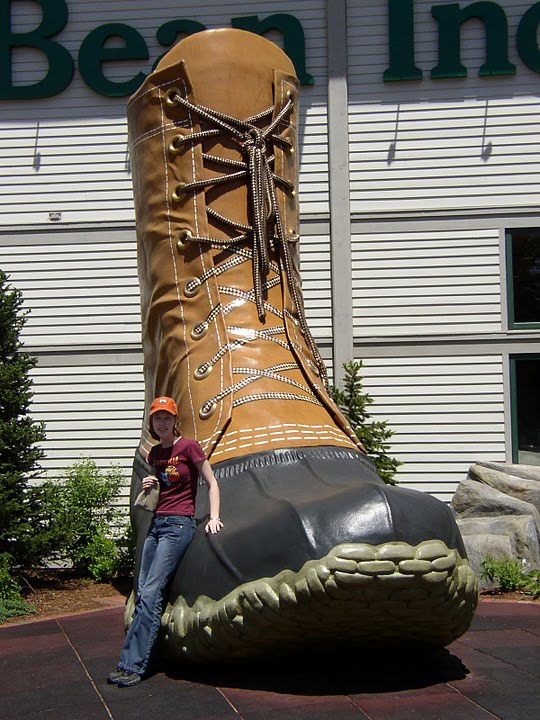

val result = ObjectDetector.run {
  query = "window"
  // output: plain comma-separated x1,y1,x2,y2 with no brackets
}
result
506,229,540,329
510,355,540,465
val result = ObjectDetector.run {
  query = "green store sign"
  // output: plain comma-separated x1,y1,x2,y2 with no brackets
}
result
2,0,540,100
0,0,314,99
385,0,540,81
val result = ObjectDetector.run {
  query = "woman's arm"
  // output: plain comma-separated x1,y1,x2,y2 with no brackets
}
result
196,459,223,534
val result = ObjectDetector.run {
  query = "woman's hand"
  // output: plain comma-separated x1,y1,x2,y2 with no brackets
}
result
205,517,224,534
142,475,158,489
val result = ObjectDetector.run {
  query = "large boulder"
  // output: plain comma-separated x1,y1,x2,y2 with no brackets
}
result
455,532,513,591
452,476,540,529
451,462,540,579
456,515,540,586
473,461,540,483
468,463,540,513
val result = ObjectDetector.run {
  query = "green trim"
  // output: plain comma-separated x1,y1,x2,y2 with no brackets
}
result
506,229,540,330
509,356,518,464
506,231,516,328
509,354,540,464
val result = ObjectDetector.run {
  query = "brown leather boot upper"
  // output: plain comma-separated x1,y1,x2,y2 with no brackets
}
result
128,28,362,462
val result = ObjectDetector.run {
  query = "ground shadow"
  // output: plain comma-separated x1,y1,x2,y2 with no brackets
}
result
160,645,469,695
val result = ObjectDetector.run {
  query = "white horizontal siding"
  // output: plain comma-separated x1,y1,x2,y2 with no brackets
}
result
0,228,141,348
300,233,332,337
352,227,501,336
0,225,331,348
30,363,145,503
358,355,506,501
347,0,540,213
0,0,328,225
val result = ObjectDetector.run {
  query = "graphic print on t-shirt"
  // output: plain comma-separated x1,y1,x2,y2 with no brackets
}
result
156,459,180,488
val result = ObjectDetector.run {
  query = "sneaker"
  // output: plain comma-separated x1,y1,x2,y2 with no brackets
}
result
117,671,142,687
106,668,126,684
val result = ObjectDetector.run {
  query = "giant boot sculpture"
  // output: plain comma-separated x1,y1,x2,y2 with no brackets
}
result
126,28,477,662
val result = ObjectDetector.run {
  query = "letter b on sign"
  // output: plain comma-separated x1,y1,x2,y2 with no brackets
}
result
0,0,74,99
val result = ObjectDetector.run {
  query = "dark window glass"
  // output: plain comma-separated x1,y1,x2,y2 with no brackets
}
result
507,229,540,326
512,356,540,465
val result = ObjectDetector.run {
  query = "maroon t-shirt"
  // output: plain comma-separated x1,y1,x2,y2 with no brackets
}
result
147,437,206,516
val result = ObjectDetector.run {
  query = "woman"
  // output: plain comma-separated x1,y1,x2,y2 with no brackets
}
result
107,396,223,687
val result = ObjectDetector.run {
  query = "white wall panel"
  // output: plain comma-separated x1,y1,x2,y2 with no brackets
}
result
0,0,329,225
347,0,540,214
30,363,145,502
352,227,501,336
0,228,141,348
359,355,506,501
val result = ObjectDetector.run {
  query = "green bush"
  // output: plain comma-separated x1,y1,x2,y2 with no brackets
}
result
0,553,35,622
331,360,402,485
480,555,540,595
521,568,540,598
43,458,130,581
0,270,46,567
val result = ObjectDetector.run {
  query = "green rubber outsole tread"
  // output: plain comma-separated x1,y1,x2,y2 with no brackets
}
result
124,539,478,663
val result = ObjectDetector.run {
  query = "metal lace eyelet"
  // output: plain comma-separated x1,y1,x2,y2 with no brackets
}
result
169,134,185,154
288,145,295,155
172,183,187,203
199,401,217,420
190,323,209,340
288,231,299,242
184,278,200,297
290,189,296,198
176,229,192,251
194,363,212,380
166,86,182,107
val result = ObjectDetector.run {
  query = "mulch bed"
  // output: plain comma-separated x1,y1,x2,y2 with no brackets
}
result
2,568,133,624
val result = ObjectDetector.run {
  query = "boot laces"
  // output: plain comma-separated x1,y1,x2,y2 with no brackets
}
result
165,86,329,419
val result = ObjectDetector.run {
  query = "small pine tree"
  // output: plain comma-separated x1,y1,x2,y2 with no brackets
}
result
331,360,401,485
0,270,46,566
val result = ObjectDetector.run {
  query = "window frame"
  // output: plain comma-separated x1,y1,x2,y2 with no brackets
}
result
509,353,540,464
505,229,540,330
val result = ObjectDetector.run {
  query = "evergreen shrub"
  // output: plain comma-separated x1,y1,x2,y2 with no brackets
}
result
331,360,402,485
0,269,46,566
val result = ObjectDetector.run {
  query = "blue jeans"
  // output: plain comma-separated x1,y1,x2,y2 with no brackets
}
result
119,515,196,675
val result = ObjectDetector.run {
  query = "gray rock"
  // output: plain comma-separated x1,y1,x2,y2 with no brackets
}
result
458,533,514,590
452,477,540,531
457,515,540,570
473,461,540,483
468,463,540,513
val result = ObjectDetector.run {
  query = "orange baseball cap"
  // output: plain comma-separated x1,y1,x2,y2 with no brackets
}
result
149,396,178,416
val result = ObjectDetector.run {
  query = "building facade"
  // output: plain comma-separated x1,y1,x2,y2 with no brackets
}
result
1,0,539,504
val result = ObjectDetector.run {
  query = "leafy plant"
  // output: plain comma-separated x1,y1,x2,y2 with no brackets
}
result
0,553,35,622
331,360,402,484
43,458,129,581
480,556,534,593
0,270,46,566
521,568,540,598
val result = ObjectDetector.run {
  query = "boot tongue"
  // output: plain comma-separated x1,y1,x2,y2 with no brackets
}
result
155,28,296,119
